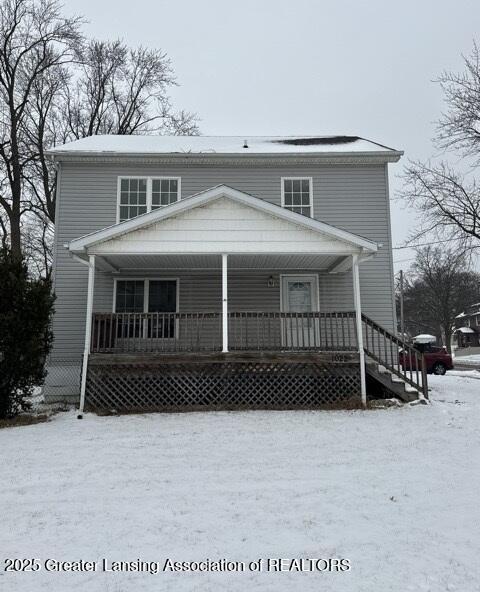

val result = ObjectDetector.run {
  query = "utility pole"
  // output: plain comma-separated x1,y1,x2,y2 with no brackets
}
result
399,269,405,337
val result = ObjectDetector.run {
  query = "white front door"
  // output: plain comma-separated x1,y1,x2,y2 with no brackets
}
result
281,275,319,348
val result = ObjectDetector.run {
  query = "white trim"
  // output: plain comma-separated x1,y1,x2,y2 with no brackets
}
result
279,274,320,313
116,175,182,223
327,255,353,274
51,162,62,291
70,185,378,254
352,254,367,406
113,277,180,341
222,254,228,352
281,176,314,218
280,274,320,348
113,277,180,314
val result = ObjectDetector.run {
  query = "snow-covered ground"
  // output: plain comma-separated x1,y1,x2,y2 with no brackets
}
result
453,353,480,365
2,372,480,592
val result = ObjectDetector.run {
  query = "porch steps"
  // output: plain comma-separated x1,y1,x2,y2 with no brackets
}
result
366,362,420,402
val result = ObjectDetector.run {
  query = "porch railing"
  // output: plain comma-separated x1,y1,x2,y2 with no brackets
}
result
362,314,428,398
91,312,222,354
90,311,357,354
228,311,357,351
90,311,427,398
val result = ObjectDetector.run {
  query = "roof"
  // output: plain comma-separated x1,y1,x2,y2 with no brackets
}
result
49,134,402,158
456,327,476,334
68,184,379,255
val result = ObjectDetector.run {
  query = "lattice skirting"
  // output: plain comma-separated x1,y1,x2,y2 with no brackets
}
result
86,356,361,411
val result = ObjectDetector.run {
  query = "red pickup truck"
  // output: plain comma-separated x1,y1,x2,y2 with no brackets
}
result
399,343,454,375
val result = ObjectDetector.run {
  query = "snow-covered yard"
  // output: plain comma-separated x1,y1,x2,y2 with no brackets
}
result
454,353,480,365
2,373,480,592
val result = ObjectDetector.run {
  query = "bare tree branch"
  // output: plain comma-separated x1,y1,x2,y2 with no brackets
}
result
436,41,480,158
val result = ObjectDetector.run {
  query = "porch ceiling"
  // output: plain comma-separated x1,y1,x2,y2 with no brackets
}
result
97,253,345,272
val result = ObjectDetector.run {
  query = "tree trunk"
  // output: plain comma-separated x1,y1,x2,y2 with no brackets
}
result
9,214,21,260
444,329,453,354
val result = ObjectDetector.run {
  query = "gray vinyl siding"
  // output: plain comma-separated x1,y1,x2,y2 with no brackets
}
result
45,160,395,399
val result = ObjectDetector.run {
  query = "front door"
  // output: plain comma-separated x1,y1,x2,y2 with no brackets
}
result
281,275,319,348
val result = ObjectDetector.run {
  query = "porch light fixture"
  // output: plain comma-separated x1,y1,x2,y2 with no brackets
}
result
267,275,275,288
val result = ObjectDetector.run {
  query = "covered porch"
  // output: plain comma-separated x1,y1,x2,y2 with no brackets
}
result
89,253,361,355
68,185,378,411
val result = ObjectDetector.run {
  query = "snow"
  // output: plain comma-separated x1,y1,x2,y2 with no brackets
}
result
454,354,480,365
48,134,400,156
456,327,475,334
412,333,436,343
2,372,480,591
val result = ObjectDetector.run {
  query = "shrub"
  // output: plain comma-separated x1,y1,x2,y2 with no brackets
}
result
0,251,55,418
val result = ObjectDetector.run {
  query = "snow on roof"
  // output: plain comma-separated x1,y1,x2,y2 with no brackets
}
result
456,327,476,334
48,135,402,156
455,312,466,318
413,334,437,343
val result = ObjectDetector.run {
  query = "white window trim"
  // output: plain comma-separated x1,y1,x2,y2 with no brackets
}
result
113,277,180,340
116,176,182,223
112,277,180,314
280,176,314,218
279,274,320,313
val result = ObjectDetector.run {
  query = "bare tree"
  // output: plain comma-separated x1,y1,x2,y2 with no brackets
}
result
436,41,480,159
0,0,82,260
21,212,53,278
0,3,199,274
25,38,199,234
401,161,480,247
397,247,480,351
400,42,480,250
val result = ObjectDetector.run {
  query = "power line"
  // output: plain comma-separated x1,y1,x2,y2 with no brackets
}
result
392,237,463,249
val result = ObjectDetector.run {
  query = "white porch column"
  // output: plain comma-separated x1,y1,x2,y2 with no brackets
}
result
352,254,367,407
78,254,95,417
222,253,229,352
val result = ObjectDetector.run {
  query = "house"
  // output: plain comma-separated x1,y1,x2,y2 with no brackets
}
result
454,303,480,348
44,135,427,412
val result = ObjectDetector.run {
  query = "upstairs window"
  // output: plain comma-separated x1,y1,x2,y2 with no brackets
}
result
118,177,181,222
281,177,313,217
119,178,148,222
152,179,179,210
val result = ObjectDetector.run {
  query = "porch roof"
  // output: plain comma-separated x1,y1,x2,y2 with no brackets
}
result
68,185,379,271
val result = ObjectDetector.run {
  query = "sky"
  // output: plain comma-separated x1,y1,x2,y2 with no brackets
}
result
62,0,480,272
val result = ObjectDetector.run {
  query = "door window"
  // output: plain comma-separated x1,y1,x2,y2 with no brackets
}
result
287,281,312,312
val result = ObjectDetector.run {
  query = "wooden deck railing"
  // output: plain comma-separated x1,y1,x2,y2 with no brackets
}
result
362,314,428,398
91,312,222,354
91,311,357,354
90,311,427,397
228,311,357,351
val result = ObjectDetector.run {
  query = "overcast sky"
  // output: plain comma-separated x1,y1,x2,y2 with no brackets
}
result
63,0,480,272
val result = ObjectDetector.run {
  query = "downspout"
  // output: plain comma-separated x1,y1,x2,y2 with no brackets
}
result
78,254,96,419
352,253,367,407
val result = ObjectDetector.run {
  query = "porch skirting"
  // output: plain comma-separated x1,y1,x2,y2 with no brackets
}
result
85,352,362,412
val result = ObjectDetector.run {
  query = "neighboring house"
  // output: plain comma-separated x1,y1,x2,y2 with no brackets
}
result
44,135,426,411
454,303,480,348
